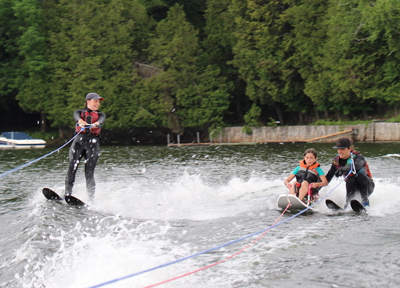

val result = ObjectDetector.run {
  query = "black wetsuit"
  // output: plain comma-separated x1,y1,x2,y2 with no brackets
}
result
326,152,374,205
65,109,106,200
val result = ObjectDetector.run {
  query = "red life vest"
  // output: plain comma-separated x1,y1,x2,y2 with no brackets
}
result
75,110,101,136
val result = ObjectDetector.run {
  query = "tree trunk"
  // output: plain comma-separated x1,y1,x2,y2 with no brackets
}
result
40,113,46,132
298,111,304,124
275,105,284,125
315,111,320,121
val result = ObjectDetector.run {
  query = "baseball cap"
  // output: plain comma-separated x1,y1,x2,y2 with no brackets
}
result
85,93,104,101
333,137,352,149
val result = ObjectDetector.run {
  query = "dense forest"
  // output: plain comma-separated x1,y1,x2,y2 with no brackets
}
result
1,0,400,141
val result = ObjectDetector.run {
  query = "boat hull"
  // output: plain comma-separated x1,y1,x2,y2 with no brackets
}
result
0,132,46,149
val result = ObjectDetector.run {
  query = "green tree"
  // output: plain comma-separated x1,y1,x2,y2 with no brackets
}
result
360,0,400,111
43,0,153,132
229,0,307,125
13,0,49,131
143,0,206,29
143,4,231,134
203,0,246,124
0,0,24,127
302,0,386,119
282,0,331,120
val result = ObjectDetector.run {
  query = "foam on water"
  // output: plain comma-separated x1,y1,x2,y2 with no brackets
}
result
21,169,400,287
19,173,288,287
5,145,400,288
64,173,283,221
32,162,400,221
316,176,400,216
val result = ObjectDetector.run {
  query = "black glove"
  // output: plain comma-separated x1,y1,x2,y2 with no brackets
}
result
335,166,351,177
335,168,343,177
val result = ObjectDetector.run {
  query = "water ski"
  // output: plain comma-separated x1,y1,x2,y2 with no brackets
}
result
65,195,86,206
326,199,366,213
43,187,63,201
325,199,342,211
277,194,314,212
42,188,87,208
350,199,366,213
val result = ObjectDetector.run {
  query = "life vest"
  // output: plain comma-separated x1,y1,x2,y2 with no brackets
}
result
333,150,372,178
75,110,101,136
295,160,321,184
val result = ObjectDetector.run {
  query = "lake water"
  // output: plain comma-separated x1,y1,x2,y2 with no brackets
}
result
0,142,400,287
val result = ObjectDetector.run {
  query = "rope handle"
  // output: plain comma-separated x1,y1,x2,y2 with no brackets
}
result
76,123,101,128
349,152,357,176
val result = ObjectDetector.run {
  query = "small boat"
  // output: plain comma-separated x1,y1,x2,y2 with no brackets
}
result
0,132,46,149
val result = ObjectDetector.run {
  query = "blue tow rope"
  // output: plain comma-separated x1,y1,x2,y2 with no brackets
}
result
0,130,83,180
88,175,351,288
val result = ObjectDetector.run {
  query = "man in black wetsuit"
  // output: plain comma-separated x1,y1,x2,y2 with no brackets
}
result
65,93,106,201
326,137,374,207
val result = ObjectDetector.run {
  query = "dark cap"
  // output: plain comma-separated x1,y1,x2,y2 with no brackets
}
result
333,137,352,149
85,93,104,101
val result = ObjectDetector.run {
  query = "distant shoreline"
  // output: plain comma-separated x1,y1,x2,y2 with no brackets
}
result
9,122,400,147
205,123,400,145
207,123,400,145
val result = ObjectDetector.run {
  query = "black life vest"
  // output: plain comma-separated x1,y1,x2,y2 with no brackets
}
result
295,160,321,184
333,150,373,178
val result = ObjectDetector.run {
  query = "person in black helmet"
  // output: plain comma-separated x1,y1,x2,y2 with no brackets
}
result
65,93,106,201
325,137,374,207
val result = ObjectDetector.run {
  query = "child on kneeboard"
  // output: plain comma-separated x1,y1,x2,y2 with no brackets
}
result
283,148,328,203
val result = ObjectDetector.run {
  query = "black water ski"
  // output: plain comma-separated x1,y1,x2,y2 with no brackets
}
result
350,199,365,213
65,195,86,207
42,188,88,208
326,198,367,213
43,187,63,201
325,199,342,211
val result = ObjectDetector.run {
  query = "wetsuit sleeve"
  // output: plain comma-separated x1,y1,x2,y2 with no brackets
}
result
97,112,106,125
291,166,300,175
316,166,325,176
73,109,84,122
354,154,366,173
325,162,337,183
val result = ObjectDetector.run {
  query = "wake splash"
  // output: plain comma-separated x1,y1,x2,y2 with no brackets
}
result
19,168,399,288
91,172,284,221
312,176,400,216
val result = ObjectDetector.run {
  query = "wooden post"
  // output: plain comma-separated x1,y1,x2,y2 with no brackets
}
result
197,132,200,143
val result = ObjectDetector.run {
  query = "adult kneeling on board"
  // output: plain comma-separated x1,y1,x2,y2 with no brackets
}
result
326,137,374,207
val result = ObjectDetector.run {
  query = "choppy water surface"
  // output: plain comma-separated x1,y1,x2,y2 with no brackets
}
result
0,142,400,287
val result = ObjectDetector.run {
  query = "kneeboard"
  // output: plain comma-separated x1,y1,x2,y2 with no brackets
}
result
42,188,87,208
277,194,313,211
